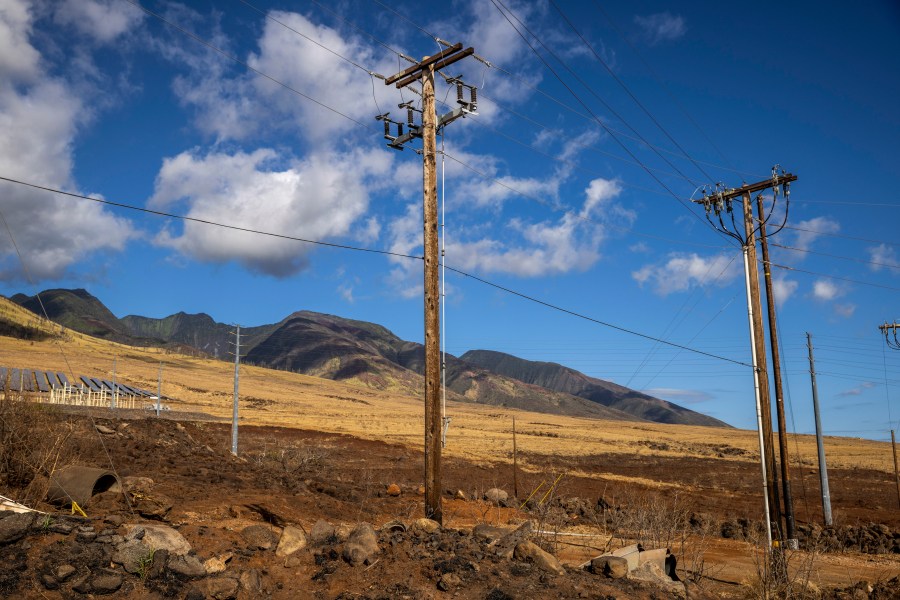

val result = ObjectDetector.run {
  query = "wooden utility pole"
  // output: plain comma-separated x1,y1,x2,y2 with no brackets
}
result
384,43,474,524
741,192,782,539
513,416,519,498
757,195,796,544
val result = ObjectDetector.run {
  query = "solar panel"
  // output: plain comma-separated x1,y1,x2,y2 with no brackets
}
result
57,372,70,387
35,371,50,393
0,367,7,386
9,369,22,392
23,370,36,392
80,376,100,392
99,379,115,392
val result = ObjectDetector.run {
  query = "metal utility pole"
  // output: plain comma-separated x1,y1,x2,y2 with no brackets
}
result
892,430,900,510
232,325,241,456
757,195,796,544
156,362,162,417
807,333,832,526
382,43,475,525
111,356,117,410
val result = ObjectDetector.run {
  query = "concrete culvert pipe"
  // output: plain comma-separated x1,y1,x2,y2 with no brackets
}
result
46,466,119,507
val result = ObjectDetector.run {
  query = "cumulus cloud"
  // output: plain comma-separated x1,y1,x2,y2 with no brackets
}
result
868,243,899,272
0,0,134,281
53,0,144,44
634,12,686,45
632,252,740,295
149,147,394,277
771,276,798,306
812,279,841,301
791,216,840,252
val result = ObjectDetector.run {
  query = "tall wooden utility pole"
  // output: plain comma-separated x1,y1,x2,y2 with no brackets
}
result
891,430,900,510
693,171,797,548
383,43,475,524
741,192,782,539
756,195,796,544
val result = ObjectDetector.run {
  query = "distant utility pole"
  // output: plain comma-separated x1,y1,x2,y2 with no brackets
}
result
111,356,117,410
231,325,241,456
381,42,476,525
156,362,163,417
693,168,797,547
892,430,900,510
880,321,900,350
806,333,832,526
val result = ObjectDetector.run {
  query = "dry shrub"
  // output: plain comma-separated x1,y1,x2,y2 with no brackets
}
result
0,392,78,505
743,533,823,599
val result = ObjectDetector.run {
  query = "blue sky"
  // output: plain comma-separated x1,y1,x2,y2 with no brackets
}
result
1,0,899,441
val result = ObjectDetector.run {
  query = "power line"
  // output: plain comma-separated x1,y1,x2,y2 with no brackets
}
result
764,260,900,292
770,242,900,271
548,0,715,183
0,175,424,261
443,264,753,368
780,224,899,248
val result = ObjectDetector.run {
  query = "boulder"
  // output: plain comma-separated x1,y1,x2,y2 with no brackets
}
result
513,541,565,575
167,554,207,578
0,512,36,544
410,518,441,535
112,539,149,574
205,577,240,600
495,521,533,558
590,555,629,579
241,524,278,550
342,523,379,566
309,520,337,545
472,523,508,543
629,561,686,598
484,488,508,505
275,525,307,557
124,524,191,556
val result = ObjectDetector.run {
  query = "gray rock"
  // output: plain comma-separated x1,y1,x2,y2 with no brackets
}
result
513,541,565,575
472,523,508,542
124,524,191,555
242,524,279,550
206,577,240,600
91,573,123,594
0,512,36,544
55,564,76,581
48,522,73,535
629,561,686,598
72,573,92,594
590,555,629,579
309,520,337,545
110,476,155,495
134,493,173,520
283,554,303,568
410,518,441,535
95,424,116,435
495,521,533,558
240,568,262,593
342,523,379,566
437,572,462,591
167,553,207,578
484,488,508,504
76,530,98,543
112,539,148,574
275,525,307,557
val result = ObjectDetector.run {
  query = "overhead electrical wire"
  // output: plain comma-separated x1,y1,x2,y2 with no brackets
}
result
0,174,751,370
770,242,900,271
764,260,900,293
780,224,899,248
548,0,716,183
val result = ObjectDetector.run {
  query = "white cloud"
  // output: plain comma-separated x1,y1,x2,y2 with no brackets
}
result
634,12,686,45
632,253,740,295
812,279,841,301
149,147,395,277
837,382,876,397
868,243,899,273
771,276,798,306
0,0,134,281
791,216,840,252
834,303,856,318
54,0,144,44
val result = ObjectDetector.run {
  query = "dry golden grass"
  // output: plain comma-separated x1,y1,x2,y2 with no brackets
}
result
1,295,894,477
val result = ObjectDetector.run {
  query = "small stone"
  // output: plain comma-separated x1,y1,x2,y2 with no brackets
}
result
206,577,240,600
55,564,76,581
168,554,207,578
112,539,147,574
275,525,307,557
342,523,379,566
437,572,461,591
125,523,192,555
91,573,123,594
40,574,59,590
455,490,467,501
95,424,116,435
105,515,124,527
134,493,174,520
240,568,262,592
49,522,73,535
309,520,336,545
204,556,228,575
76,530,97,543
386,483,401,497
241,524,279,550
417,485,426,495
72,573,92,594
284,555,303,568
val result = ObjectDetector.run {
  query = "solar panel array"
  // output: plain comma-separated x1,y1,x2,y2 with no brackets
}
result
2,365,164,399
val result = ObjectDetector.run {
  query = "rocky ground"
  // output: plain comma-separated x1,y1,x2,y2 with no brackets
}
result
1,410,898,599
